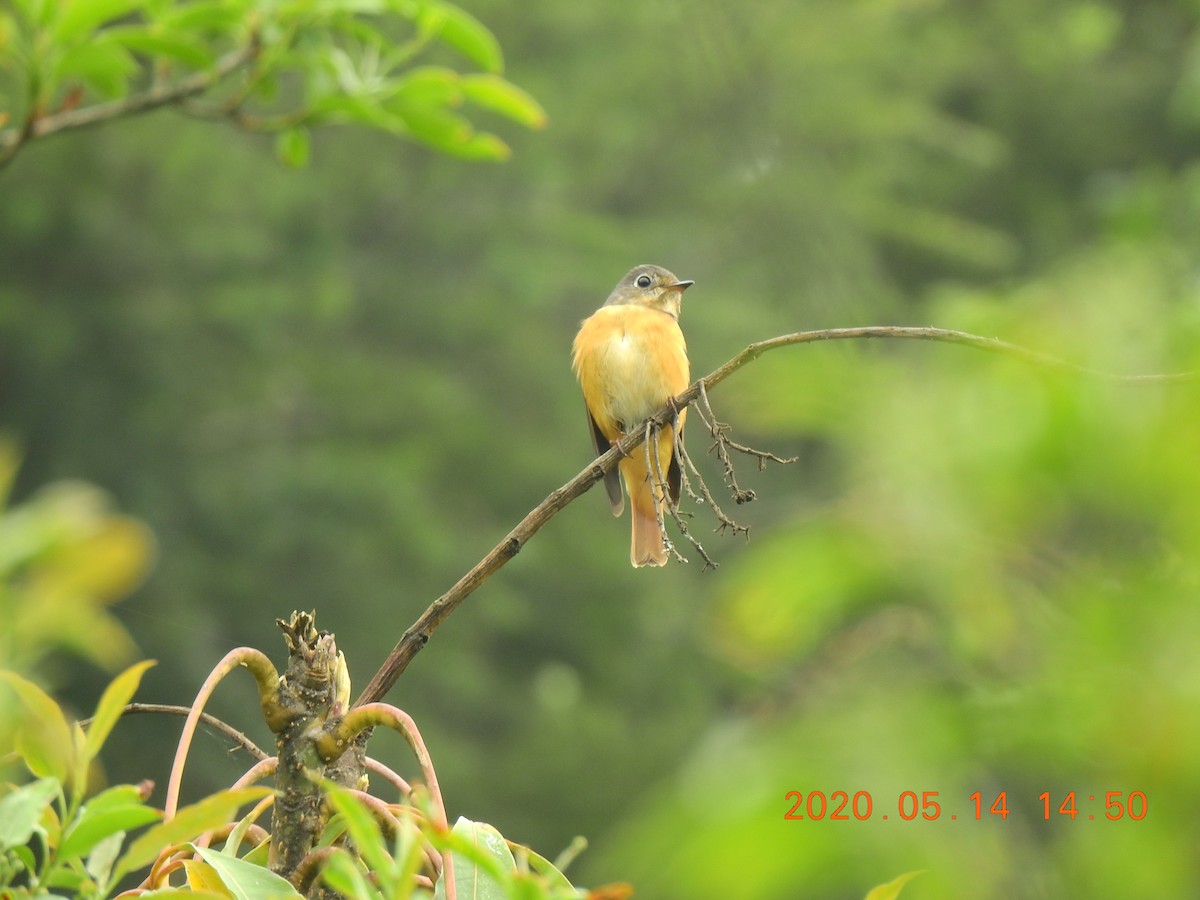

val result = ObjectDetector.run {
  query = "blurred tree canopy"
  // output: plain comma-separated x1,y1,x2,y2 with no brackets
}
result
3,0,1200,897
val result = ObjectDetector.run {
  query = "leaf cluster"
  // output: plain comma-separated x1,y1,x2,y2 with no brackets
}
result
0,0,546,167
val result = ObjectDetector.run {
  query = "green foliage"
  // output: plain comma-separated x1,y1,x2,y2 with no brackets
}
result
0,661,592,898
0,448,151,679
0,0,546,166
5,0,1200,897
316,786,584,900
0,662,283,897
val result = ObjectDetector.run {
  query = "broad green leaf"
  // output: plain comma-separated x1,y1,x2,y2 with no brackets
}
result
45,864,87,891
60,803,161,859
418,2,502,73
518,843,574,891
113,788,273,882
86,660,155,762
0,778,60,850
11,843,38,877
0,13,19,63
138,888,230,898
51,0,147,43
192,844,304,899
70,720,90,805
307,93,399,130
433,817,514,900
55,39,138,98
157,1,246,38
29,508,154,604
239,836,270,867
222,796,271,858
40,795,63,847
85,830,127,890
85,783,149,813
392,104,510,159
182,858,227,892
0,671,75,781
394,103,470,142
440,131,510,161
275,127,310,169
390,66,462,108
864,870,924,900
460,75,547,130
8,0,51,28
105,25,214,69
323,786,391,877
319,849,378,899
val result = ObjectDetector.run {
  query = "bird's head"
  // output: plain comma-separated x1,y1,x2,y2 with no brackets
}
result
604,264,694,318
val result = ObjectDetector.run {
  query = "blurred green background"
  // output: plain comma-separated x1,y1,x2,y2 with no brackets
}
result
4,0,1200,896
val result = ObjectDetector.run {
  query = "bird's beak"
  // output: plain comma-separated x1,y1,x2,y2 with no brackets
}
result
669,280,695,291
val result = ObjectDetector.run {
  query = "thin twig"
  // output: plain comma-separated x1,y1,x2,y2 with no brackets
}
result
0,42,259,168
81,702,270,761
354,325,1199,706
649,419,721,569
673,432,748,538
693,384,758,504
644,421,687,564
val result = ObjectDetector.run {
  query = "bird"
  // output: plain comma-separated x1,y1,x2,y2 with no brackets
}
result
572,264,693,567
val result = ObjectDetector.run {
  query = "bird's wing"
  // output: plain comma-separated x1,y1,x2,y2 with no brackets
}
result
586,404,625,516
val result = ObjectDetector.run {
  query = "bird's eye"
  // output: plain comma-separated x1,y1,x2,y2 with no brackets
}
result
635,274,653,289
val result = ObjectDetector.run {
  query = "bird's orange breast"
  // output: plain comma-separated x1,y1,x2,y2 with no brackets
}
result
572,305,689,440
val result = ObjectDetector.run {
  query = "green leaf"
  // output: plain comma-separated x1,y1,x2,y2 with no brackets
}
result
323,786,391,877
864,870,924,900
307,94,398,130
45,864,87,890
441,130,510,161
460,74,547,130
418,2,503,73
319,849,378,899
518,843,574,891
54,39,139,98
393,103,470,142
434,817,515,900
51,0,147,43
391,104,510,159
0,671,75,781
275,127,310,169
85,830,127,890
105,25,214,69
113,788,273,882
191,845,304,899
0,778,60,850
60,803,161,859
83,783,149,813
86,660,155,762
157,1,247,38
390,66,462,108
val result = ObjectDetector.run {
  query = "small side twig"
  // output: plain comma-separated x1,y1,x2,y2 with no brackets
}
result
647,419,722,570
0,42,260,169
673,427,749,539
84,702,270,761
643,421,687,565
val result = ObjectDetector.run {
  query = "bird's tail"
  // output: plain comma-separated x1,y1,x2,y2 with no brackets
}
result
621,432,675,568
630,499,668,568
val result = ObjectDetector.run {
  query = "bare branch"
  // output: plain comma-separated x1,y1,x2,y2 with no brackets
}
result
83,702,270,761
354,325,1198,706
0,42,259,169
